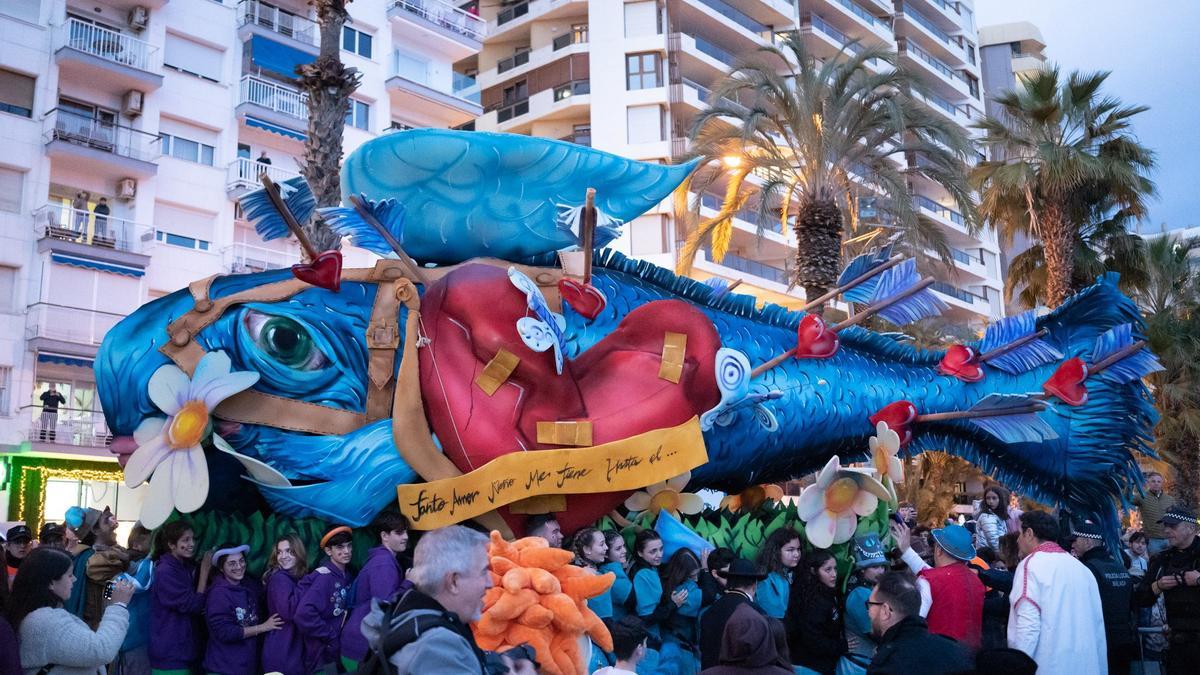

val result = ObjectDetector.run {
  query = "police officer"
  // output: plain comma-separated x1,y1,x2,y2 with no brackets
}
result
1134,506,1200,675
1071,520,1135,674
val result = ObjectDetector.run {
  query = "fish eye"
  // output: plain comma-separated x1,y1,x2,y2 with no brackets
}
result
244,310,328,370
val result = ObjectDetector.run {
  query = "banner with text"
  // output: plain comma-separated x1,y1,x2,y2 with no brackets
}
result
396,417,708,529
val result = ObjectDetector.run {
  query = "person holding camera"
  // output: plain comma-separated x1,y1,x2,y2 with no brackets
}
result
1134,505,1200,675
7,546,134,674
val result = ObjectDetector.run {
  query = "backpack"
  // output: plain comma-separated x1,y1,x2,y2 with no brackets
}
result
357,591,462,675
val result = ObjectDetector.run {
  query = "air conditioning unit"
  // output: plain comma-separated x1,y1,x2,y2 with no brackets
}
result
128,6,149,31
122,90,144,118
117,178,137,200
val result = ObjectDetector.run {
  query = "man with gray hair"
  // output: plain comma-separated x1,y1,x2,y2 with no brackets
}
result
361,525,492,673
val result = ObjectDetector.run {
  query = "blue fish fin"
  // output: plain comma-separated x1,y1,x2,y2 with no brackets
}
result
980,310,1063,374
238,177,316,242
316,194,406,257
1091,323,1164,384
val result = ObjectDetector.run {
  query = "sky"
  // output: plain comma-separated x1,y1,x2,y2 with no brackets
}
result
974,0,1200,233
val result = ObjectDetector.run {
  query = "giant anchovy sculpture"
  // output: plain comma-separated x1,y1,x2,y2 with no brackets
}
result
96,130,1158,545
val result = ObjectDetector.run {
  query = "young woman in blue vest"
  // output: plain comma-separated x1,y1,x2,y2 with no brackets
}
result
601,530,633,619
570,526,615,672
628,530,688,675
659,548,703,674
755,527,802,619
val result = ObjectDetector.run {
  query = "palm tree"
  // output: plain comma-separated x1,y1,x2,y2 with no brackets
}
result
1004,204,1146,309
297,0,362,252
1140,233,1200,507
972,67,1155,308
677,33,978,314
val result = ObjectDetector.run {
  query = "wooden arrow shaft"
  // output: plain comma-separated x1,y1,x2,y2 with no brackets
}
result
918,404,1045,423
979,328,1049,362
348,196,428,285
1090,340,1147,375
582,187,596,284
800,255,905,312
260,174,317,260
832,278,935,331
750,348,797,379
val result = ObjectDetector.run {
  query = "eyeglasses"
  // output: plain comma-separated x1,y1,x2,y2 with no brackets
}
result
865,600,887,611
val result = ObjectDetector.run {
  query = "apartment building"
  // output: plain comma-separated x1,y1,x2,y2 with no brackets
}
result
474,0,1005,325
0,0,483,530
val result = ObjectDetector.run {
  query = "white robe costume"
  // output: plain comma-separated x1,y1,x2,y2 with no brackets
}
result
1008,542,1108,674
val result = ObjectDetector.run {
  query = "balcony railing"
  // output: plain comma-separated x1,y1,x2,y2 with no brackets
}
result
497,1,530,25
695,0,769,35
238,0,318,46
496,98,530,123
26,303,126,347
226,157,301,191
453,72,481,103
690,34,738,67
811,16,870,58
914,194,965,226
34,203,154,254
553,80,590,101
905,41,959,81
699,192,783,234
703,247,790,285
44,108,162,162
949,247,981,266
552,31,587,51
497,50,530,73
559,131,591,147
931,280,985,305
224,242,301,273
61,17,161,72
240,75,309,120
835,0,885,30
904,5,951,43
391,0,486,41
22,405,112,448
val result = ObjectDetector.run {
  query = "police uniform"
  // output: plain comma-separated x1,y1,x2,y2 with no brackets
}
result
1073,521,1135,674
1134,506,1200,675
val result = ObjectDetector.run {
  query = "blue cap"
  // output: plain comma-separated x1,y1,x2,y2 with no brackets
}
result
930,524,976,562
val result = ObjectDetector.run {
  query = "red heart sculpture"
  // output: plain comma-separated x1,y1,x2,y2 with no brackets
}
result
418,264,721,535
1043,357,1088,406
870,400,919,446
291,250,343,292
796,314,840,359
558,278,607,320
939,345,984,382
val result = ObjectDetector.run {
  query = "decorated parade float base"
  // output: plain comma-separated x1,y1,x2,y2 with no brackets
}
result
93,129,1161,674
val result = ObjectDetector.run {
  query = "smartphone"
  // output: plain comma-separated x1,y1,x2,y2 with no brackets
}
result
103,580,116,601
889,512,905,525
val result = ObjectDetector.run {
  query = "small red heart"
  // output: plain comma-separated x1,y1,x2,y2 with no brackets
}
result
558,278,607,320
870,400,919,446
796,314,840,359
939,345,984,382
291,250,343,292
1043,357,1088,406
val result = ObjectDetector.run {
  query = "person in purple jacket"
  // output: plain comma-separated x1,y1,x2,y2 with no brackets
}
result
262,534,309,675
150,520,213,674
340,512,410,671
203,543,282,675
295,525,355,673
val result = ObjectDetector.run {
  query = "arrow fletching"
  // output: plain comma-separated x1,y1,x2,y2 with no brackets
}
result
979,311,1063,374
318,194,407,257
869,259,948,325
839,244,896,304
239,176,315,242
965,394,1058,444
1091,323,1164,384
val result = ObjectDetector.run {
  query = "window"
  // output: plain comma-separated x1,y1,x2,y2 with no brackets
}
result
155,230,211,250
966,41,976,66
0,365,10,415
164,33,223,82
572,24,588,43
965,73,980,99
0,69,35,118
393,50,429,84
0,266,14,313
627,104,665,144
1010,42,1022,57
0,167,23,212
342,26,372,58
626,53,662,90
624,1,658,37
160,134,216,165
345,99,370,130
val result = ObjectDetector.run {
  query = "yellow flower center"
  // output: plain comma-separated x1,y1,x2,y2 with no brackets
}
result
167,400,209,449
824,477,860,513
650,489,681,514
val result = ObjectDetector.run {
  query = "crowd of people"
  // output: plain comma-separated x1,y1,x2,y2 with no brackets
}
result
0,474,1196,675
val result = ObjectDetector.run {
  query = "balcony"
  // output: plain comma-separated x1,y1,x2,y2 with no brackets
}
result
913,193,967,230
702,247,791,286
690,0,772,37
552,31,586,51
226,157,301,196
238,75,309,132
930,280,987,307
22,405,112,451
490,0,587,40
43,108,161,177
33,200,154,255
386,70,482,126
829,0,892,39
55,18,163,91
498,50,531,74
238,0,319,51
389,0,486,54
898,4,969,66
223,242,301,274
901,40,968,96
495,98,530,124
698,192,784,235
26,303,126,359
558,130,591,147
